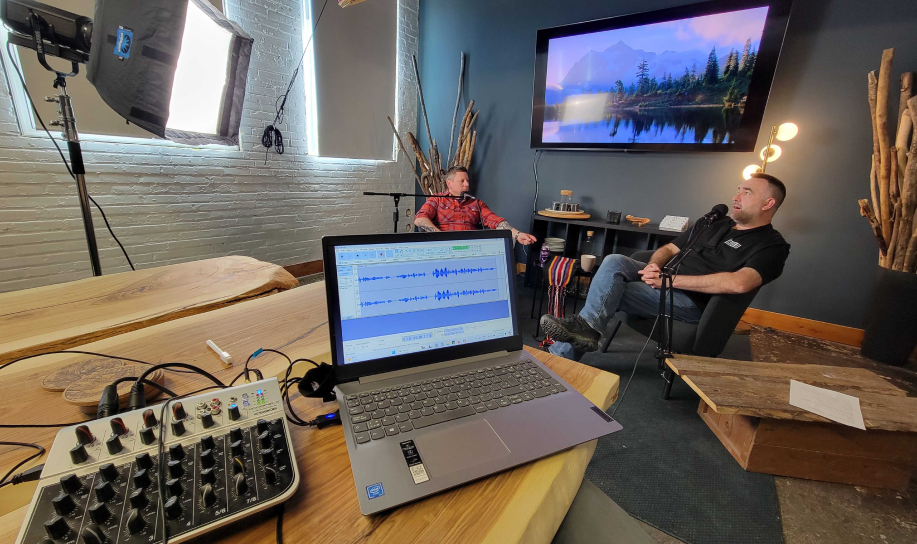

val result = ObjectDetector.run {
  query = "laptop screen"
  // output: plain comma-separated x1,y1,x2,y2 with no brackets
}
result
333,237,515,364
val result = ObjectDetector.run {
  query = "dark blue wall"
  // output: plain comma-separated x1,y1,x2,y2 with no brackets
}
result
417,0,917,328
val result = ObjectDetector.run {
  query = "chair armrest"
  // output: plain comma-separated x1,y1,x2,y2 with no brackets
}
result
630,250,656,264
691,288,759,356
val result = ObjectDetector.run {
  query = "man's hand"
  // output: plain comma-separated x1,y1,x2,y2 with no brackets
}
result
516,233,537,245
638,263,662,289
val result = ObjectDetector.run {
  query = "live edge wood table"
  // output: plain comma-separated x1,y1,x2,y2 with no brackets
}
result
666,355,917,491
0,256,299,366
0,283,620,544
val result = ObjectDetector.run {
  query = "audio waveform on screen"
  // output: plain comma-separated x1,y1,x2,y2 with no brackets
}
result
360,288,498,307
358,266,495,283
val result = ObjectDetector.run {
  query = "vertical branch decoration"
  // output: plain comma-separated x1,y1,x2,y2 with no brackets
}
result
860,48,917,273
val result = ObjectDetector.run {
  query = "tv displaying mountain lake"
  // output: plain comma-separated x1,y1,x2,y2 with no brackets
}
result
542,7,769,145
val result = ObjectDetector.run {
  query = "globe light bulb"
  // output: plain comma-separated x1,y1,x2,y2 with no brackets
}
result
760,144,782,162
775,122,798,141
743,164,762,180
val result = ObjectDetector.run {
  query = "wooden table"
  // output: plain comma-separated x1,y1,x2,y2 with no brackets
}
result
667,355,917,491
0,283,619,544
0,256,298,366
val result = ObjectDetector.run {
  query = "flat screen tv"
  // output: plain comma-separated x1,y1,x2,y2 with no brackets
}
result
531,0,793,152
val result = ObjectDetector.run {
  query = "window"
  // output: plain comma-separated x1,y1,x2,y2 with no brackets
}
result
1,0,228,143
304,0,398,160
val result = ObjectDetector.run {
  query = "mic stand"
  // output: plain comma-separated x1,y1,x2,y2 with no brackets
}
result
363,191,465,234
655,218,715,399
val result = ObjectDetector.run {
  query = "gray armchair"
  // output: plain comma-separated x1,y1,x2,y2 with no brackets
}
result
599,250,759,399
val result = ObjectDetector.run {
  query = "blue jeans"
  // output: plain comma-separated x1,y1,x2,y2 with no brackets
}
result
548,255,703,360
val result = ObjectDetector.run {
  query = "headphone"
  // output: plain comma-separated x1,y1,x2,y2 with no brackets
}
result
297,362,337,402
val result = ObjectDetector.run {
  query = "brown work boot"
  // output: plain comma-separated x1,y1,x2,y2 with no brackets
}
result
540,315,600,352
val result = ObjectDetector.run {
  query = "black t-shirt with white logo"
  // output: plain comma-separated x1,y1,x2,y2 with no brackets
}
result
670,217,790,307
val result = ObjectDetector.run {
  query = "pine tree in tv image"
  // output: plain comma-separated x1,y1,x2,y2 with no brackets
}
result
542,7,768,145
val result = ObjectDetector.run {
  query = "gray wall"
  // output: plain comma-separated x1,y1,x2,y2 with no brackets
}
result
417,0,917,329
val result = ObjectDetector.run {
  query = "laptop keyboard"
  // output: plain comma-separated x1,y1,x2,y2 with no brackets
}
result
344,361,568,444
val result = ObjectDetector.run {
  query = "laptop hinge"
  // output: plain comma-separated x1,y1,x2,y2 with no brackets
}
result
359,351,513,385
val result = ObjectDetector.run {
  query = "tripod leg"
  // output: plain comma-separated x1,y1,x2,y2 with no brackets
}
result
661,367,675,400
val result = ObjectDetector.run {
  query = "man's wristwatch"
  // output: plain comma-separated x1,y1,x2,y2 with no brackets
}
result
512,231,519,243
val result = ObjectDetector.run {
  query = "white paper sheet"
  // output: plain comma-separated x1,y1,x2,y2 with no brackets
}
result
788,380,866,430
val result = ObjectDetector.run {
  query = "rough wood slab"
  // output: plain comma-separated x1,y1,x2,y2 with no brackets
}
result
0,283,619,544
668,356,917,432
0,256,298,366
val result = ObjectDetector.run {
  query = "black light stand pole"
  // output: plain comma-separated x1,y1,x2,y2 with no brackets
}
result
363,192,464,234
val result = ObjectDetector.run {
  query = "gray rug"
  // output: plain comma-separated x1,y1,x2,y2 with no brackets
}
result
516,279,784,544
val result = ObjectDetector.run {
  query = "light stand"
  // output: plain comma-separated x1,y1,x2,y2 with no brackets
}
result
655,218,715,398
363,191,465,234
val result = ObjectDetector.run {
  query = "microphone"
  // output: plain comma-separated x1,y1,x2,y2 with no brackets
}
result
702,204,729,223
460,191,476,201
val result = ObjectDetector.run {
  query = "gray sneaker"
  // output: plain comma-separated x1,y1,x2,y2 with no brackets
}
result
540,315,600,352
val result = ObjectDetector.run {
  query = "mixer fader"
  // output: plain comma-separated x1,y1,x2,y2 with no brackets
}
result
14,378,298,544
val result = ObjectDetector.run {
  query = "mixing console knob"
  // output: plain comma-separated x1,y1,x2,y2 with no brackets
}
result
69,443,88,464
126,508,146,534
81,523,106,544
110,418,128,436
88,502,111,524
165,478,183,498
75,425,94,445
200,435,216,451
142,409,157,428
264,466,278,486
272,434,285,450
169,443,185,461
94,481,115,503
230,440,244,457
52,492,76,515
228,404,241,421
233,473,248,496
260,448,274,465
258,431,272,449
256,419,269,434
135,452,153,471
200,467,216,485
60,473,83,494
173,402,187,420
171,420,186,436
133,469,151,489
201,413,215,428
231,457,245,475
200,449,215,469
44,515,70,540
167,459,185,478
106,435,123,455
164,496,183,520
139,426,156,446
229,427,243,442
99,463,119,483
200,484,217,508
270,419,283,433
129,488,148,509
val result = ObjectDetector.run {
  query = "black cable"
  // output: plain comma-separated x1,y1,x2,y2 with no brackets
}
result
609,315,659,420
276,503,285,544
5,41,135,270
110,377,178,398
243,349,291,383
0,441,46,487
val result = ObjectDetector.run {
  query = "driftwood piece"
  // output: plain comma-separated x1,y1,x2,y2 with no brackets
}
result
387,116,423,187
412,53,435,157
890,146,900,206
896,110,913,187
859,199,889,256
898,72,914,137
464,131,477,168
448,52,465,165
876,49,895,242
870,153,881,224
886,202,901,268
905,220,917,272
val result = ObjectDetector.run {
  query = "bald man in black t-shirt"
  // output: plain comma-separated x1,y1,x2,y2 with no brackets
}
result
542,173,790,360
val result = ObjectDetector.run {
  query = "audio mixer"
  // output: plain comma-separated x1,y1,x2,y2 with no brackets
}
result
13,378,299,544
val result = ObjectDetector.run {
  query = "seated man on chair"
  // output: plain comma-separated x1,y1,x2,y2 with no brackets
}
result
414,166,537,245
541,173,791,361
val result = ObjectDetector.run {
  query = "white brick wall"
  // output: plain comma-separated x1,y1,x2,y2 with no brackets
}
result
0,0,419,292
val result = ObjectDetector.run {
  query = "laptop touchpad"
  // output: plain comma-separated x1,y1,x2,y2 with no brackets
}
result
415,419,510,477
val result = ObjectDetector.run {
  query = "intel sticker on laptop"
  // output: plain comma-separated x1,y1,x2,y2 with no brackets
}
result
366,482,385,499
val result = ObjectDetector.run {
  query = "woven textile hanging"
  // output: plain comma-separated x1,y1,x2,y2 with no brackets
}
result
541,256,578,348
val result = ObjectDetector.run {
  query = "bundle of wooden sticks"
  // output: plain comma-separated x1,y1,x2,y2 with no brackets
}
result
859,48,917,272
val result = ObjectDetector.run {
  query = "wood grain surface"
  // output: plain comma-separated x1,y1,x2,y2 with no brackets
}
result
0,256,298,366
0,283,619,544
668,355,917,432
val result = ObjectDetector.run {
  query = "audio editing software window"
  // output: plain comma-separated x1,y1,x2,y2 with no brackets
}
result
335,239,514,364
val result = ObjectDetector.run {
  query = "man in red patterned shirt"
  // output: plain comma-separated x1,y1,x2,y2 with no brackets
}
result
414,166,537,245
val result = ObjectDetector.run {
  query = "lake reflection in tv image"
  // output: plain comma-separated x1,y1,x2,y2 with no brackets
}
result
542,7,768,145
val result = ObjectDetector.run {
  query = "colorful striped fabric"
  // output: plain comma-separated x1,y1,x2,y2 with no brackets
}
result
542,256,578,347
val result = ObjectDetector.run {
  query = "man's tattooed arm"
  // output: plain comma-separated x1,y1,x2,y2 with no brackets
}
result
414,216,441,232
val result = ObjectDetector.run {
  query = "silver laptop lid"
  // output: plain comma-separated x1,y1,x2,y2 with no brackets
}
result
322,230,522,383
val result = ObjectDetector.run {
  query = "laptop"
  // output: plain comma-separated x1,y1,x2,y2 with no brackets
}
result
322,229,622,515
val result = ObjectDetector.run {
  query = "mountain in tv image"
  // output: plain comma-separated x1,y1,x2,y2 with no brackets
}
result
542,8,767,145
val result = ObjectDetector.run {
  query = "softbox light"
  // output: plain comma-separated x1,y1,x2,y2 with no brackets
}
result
86,0,252,145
